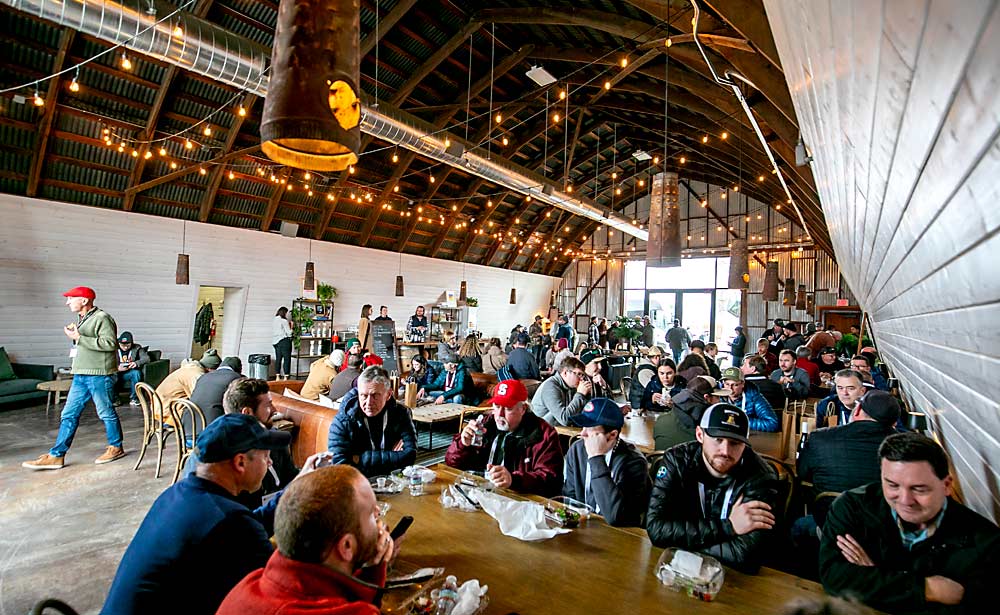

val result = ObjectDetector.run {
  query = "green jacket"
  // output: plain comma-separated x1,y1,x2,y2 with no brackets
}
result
72,308,118,376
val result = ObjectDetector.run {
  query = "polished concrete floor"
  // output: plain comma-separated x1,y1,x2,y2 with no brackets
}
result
0,398,450,615
0,400,170,614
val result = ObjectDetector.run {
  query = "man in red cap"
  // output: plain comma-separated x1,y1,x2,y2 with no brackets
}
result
23,287,126,470
444,379,563,496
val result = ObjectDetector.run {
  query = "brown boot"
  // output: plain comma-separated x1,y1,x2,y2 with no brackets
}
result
22,454,65,470
95,446,126,465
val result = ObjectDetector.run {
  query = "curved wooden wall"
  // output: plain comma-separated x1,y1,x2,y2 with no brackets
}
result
765,0,1000,521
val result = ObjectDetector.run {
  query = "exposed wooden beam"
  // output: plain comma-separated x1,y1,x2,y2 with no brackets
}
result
699,0,782,69
570,270,609,316
198,93,257,222
587,48,660,106
638,32,755,53
455,188,512,262
126,144,261,195
505,211,548,269
562,108,587,186
361,0,419,56
390,20,482,107
26,28,74,197
123,0,217,211
260,168,292,231
482,200,536,267
426,178,485,258
395,167,458,251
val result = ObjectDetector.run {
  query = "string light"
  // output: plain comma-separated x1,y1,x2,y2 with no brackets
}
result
68,74,80,92
665,38,672,48
159,146,167,156
758,175,765,182
348,166,355,174
32,90,44,107
721,131,729,140
173,25,184,37
391,151,399,163
120,52,132,71
185,139,193,150
228,170,235,180
702,135,709,143
553,112,560,123
202,126,212,136
143,150,152,160
495,113,502,123
170,161,178,169
620,57,628,68
559,89,566,100
199,167,207,175
638,178,645,187
604,81,611,90
653,156,659,164
501,136,509,146
429,174,435,183
679,156,686,164
237,105,246,117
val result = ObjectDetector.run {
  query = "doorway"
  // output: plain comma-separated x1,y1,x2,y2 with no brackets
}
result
647,290,716,347
190,285,247,360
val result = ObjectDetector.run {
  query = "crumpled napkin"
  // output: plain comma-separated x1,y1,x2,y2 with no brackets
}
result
475,491,570,541
439,484,480,512
452,579,489,615
402,465,437,483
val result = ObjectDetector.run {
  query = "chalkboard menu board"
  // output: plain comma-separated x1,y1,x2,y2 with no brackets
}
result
370,319,398,373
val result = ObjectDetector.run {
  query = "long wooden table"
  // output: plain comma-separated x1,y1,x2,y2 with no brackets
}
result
381,464,825,613
554,412,659,454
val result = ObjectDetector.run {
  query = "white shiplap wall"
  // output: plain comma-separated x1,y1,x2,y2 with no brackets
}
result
766,0,1000,521
0,195,558,370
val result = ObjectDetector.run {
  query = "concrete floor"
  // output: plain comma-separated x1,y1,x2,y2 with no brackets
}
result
0,399,451,615
0,401,169,615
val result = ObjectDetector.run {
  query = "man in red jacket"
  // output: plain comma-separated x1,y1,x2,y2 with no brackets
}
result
217,465,398,615
445,379,563,496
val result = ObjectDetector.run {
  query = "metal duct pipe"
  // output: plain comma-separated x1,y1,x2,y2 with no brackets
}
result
5,0,646,241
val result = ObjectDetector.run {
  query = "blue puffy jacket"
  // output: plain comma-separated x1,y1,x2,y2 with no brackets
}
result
327,389,417,477
427,363,471,402
732,384,780,432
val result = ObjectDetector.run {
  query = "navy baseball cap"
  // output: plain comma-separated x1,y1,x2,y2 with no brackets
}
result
194,414,290,463
572,397,624,431
699,403,750,445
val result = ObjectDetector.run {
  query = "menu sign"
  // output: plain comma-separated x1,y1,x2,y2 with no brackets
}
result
371,319,398,372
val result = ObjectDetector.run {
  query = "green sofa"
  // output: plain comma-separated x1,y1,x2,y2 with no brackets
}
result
0,361,55,407
142,349,170,389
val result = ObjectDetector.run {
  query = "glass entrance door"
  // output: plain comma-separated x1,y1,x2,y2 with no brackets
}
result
646,290,716,349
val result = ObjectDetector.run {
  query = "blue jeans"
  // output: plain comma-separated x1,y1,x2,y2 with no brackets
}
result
50,374,123,457
117,368,142,402
671,348,683,364
426,391,464,405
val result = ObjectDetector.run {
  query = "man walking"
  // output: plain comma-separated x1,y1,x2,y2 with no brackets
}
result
665,319,691,364
24,287,125,470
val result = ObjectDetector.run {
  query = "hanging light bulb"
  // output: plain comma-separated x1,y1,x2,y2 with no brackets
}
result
620,57,628,68
348,165,355,174
665,38,673,48
32,90,44,107
733,185,740,192
702,135,709,143
566,184,573,193
721,131,729,140
173,25,184,37
429,174,436,183
68,76,80,92
615,186,622,195
553,112,560,123
238,105,247,117
120,51,132,70
487,199,493,207
143,150,152,159
199,167,207,175
679,156,686,164
611,171,618,180
495,112,502,123
604,81,611,90
159,146,167,156
653,155,659,164
228,170,235,180
393,185,399,192
170,161,178,169
203,126,212,136
392,151,399,163
131,149,139,158
501,136,509,146
559,89,566,100
185,139,193,150
638,178,645,187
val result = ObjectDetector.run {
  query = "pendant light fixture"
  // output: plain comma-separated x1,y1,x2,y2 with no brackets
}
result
782,277,796,306
303,239,315,291
762,260,779,301
459,262,468,303
795,284,808,310
509,271,517,305
175,220,189,285
728,238,749,289
395,252,405,297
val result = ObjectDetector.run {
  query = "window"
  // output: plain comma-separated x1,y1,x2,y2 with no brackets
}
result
624,260,646,289
646,258,717,289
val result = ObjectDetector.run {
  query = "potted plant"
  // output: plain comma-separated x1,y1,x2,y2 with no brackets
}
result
611,315,643,351
290,305,315,350
317,282,336,303
465,296,479,307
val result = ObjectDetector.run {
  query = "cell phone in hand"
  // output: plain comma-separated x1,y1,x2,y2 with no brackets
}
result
390,515,414,540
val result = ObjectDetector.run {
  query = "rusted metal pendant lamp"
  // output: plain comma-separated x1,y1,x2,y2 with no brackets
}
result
762,260,779,301
782,277,796,306
795,284,808,310
647,171,681,268
395,252,404,297
175,221,190,285
509,271,517,305
806,294,816,315
728,238,749,289
459,263,468,303
261,0,361,171
303,239,315,291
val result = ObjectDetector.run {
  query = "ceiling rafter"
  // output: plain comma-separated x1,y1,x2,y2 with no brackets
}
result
360,0,419,56
260,168,292,231
198,92,257,222
26,28,74,198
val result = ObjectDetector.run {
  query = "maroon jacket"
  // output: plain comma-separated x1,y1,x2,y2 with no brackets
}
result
445,411,563,496
797,357,821,385
217,551,384,615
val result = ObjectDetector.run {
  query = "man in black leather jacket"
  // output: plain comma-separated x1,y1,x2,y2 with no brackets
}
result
820,433,1000,614
647,403,779,573
327,366,417,477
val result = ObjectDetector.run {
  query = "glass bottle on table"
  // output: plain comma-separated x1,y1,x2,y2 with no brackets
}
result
470,415,487,447
434,575,459,615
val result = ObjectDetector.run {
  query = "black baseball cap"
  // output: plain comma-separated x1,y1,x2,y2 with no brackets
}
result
118,331,133,343
580,349,606,365
699,403,750,445
859,391,901,426
820,346,837,355
194,414,290,463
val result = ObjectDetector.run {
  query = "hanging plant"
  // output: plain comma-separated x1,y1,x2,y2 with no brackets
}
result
466,296,479,307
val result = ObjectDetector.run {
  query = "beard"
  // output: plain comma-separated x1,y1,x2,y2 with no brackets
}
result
705,451,737,475
495,416,510,431
351,525,380,571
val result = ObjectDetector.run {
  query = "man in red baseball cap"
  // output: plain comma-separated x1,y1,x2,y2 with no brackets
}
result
444,379,563,495
23,286,126,470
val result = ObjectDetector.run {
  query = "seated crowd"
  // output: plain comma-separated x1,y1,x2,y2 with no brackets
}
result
78,309,997,615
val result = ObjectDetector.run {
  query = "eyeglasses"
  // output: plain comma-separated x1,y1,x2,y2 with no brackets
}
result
570,371,586,378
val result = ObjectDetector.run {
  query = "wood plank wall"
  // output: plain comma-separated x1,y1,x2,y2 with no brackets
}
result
766,0,1000,521
0,195,558,370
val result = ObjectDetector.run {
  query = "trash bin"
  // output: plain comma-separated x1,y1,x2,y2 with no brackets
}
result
248,354,271,380
605,355,630,393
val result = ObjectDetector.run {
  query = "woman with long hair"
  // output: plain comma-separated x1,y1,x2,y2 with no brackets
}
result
457,335,483,373
357,304,374,354
641,358,680,412
482,337,507,374
272,306,293,379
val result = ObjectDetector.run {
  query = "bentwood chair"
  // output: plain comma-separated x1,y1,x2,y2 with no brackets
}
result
29,599,79,615
133,382,175,478
169,398,206,485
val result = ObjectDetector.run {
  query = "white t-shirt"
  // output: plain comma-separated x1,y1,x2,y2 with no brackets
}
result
272,316,293,344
